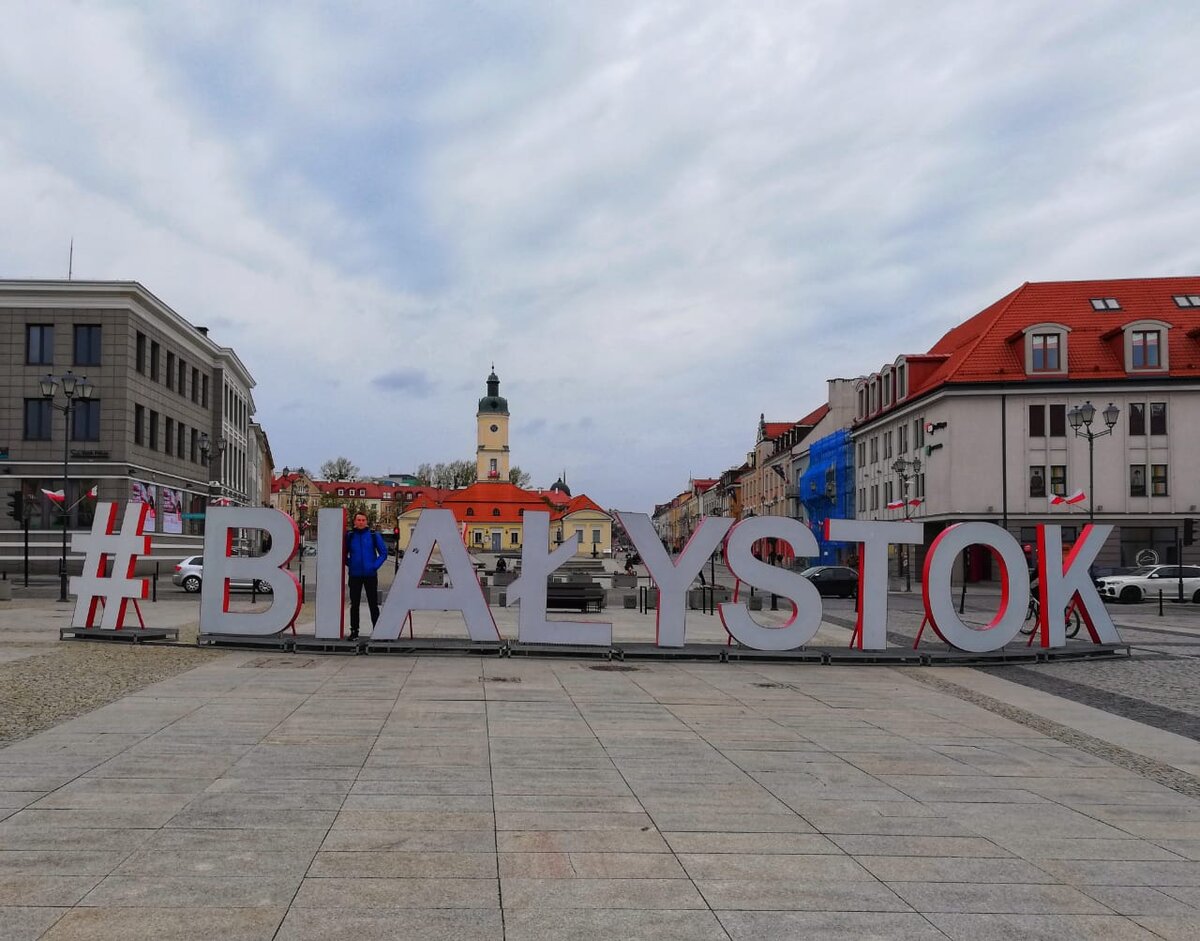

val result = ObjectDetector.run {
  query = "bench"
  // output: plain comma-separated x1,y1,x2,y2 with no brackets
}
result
546,581,606,613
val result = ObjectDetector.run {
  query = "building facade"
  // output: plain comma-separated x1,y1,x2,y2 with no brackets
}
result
1,280,260,569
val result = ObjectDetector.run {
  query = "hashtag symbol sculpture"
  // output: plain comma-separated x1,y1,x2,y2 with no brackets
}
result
69,501,152,629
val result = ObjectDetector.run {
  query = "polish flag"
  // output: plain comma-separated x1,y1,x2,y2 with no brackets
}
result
87,485,98,498
1051,489,1086,505
908,499,923,508
41,488,65,503
885,499,906,510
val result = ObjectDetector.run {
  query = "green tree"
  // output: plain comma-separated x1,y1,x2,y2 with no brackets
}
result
508,466,532,488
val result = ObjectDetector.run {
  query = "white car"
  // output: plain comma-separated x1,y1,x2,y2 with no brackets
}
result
1095,565,1200,604
171,555,273,594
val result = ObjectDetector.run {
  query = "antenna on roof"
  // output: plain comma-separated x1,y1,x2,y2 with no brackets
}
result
67,237,73,280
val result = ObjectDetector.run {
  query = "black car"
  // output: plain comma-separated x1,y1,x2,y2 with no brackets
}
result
799,565,859,598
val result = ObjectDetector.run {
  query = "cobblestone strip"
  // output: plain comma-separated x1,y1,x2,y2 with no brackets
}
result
0,643,223,745
900,669,1200,799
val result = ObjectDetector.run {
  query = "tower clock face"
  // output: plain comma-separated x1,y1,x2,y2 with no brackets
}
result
490,424,499,433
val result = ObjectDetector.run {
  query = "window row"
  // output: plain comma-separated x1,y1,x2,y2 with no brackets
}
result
1030,402,1167,436
135,331,209,407
1026,323,1167,376
132,405,205,464
23,399,101,441
1029,464,1169,498
25,324,102,367
856,418,925,469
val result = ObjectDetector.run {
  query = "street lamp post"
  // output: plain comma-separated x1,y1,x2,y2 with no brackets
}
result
198,433,227,543
891,456,922,592
1067,401,1120,524
40,371,95,602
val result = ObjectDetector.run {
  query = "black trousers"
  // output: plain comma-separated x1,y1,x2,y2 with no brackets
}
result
348,574,379,635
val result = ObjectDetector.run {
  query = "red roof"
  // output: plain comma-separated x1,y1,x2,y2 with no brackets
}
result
861,277,1200,421
797,402,830,427
402,481,610,525
762,422,793,440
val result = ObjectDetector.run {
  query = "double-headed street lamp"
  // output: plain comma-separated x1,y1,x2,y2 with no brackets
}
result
891,456,922,592
1067,401,1120,524
40,371,95,602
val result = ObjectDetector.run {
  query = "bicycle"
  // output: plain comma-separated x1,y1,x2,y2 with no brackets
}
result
1020,595,1082,638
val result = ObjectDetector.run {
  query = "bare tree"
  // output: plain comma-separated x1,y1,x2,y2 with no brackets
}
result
321,456,360,481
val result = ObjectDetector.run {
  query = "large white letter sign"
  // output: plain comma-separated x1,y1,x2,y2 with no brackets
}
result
372,509,499,642
314,507,347,639
1036,523,1119,646
923,522,1029,653
618,511,734,647
70,501,151,629
509,512,612,646
720,516,822,650
201,507,301,635
826,519,922,649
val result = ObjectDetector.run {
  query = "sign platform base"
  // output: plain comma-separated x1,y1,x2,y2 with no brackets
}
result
198,632,293,650
60,627,178,644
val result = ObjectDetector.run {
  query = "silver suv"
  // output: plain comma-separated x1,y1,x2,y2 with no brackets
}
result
172,555,274,594
1095,565,1200,604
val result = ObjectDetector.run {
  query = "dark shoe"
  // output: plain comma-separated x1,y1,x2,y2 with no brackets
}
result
347,633,359,641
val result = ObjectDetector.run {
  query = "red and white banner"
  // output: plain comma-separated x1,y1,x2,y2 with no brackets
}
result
1051,489,1086,505
886,498,923,510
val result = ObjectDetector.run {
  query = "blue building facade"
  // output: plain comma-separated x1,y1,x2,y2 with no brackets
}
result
798,429,855,565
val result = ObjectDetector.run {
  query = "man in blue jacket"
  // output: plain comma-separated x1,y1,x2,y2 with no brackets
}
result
344,512,387,640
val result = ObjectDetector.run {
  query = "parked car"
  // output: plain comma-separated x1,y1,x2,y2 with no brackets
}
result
1095,565,1200,604
799,565,859,598
172,556,273,594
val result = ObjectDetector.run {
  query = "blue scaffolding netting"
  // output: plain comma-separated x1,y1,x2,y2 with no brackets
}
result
799,429,856,565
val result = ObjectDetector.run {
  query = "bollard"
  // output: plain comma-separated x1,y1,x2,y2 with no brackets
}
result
770,593,778,611
301,574,306,605
251,579,257,604
959,581,967,615
153,562,159,602
1159,588,1164,617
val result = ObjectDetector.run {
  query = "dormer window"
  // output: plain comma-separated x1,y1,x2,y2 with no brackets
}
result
881,368,893,408
896,362,907,400
1021,324,1069,376
1117,320,1170,372
466,508,475,516
337,488,345,497
1032,334,1060,371
1090,298,1121,311
1172,294,1200,308
1131,330,1160,369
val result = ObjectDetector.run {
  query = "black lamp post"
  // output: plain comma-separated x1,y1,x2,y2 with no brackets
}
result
40,371,95,602
1067,401,1119,524
891,455,922,592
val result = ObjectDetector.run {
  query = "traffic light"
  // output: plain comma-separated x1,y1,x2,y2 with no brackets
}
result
7,491,26,524
1185,518,1196,547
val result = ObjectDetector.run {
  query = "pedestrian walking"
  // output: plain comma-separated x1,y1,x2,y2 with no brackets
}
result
344,512,387,640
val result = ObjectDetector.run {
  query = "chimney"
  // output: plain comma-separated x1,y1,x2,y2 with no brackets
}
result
196,326,209,336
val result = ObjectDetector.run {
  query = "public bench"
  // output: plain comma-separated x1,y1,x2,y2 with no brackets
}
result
546,581,606,613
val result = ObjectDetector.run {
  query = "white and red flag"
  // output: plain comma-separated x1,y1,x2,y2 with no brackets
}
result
886,498,924,510
41,488,65,503
1050,489,1086,506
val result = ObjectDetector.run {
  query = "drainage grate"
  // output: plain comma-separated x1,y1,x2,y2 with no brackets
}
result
240,657,319,669
481,675,522,683
589,664,640,672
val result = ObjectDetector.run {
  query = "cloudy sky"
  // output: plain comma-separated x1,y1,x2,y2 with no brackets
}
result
3,1,1198,511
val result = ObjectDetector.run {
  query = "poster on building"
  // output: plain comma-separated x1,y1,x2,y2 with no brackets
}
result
130,481,157,531
162,487,183,534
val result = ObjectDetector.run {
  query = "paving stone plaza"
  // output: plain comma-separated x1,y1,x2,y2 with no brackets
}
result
2,589,1200,940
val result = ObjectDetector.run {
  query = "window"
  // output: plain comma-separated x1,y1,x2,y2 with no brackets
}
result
1049,465,1066,497
337,488,345,497
1029,405,1045,437
898,424,908,454
915,419,924,448
1150,402,1167,435
150,342,160,380
134,405,144,445
1029,466,1046,498
575,528,584,544
201,375,209,408
71,400,101,441
1130,465,1146,497
492,508,500,517
23,399,53,440
190,428,198,463
884,481,893,505
870,484,878,510
1048,404,1066,437
165,418,174,455
465,507,474,516
870,437,878,463
916,473,925,499
511,532,519,545
1132,330,1160,368
136,332,146,373
73,325,101,365
1089,297,1122,311
1151,464,1168,496
897,364,907,399
858,488,865,513
177,422,185,459
1129,403,1145,435
149,411,159,449
1173,294,1200,308
592,528,601,544
473,530,482,545
26,325,53,365
1031,334,1060,371
166,352,175,390
177,359,187,396
857,441,866,466
884,431,893,459
191,367,199,403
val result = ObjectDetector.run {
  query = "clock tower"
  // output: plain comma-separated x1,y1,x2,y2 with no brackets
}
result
476,367,510,483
